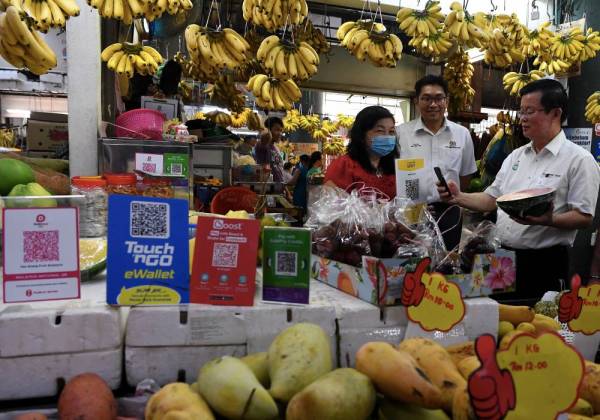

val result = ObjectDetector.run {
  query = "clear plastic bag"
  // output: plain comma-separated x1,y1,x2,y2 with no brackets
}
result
458,220,500,273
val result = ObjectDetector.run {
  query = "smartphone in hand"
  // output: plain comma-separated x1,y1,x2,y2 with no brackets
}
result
434,166,452,197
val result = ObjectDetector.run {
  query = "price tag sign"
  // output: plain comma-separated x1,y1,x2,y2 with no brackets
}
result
135,153,164,176
562,279,600,335
402,258,466,332
468,333,584,420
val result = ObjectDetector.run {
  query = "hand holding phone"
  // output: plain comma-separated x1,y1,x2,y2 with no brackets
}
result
434,167,452,197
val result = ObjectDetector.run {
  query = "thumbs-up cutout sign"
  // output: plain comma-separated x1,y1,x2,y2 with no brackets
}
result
468,334,516,420
401,258,429,307
558,274,584,323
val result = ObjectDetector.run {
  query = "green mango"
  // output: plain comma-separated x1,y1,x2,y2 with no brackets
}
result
0,158,35,195
241,352,270,388
378,399,450,420
195,356,278,420
7,182,57,208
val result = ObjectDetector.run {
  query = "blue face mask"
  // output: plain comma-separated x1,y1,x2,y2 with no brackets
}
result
370,135,397,157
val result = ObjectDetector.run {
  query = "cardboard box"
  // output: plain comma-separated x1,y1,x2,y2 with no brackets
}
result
27,112,68,152
311,249,517,307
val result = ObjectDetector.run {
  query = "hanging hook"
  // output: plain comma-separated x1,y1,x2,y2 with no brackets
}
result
490,0,497,12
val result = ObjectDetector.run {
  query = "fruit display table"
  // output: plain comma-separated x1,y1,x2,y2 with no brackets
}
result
0,270,501,401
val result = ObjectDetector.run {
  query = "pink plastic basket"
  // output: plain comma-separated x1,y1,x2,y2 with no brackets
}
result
114,109,165,140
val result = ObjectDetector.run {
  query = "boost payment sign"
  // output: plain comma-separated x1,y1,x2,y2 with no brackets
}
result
106,195,188,305
3,207,80,303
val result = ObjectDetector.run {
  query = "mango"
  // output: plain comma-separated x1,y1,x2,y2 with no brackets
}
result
195,356,277,420
7,182,57,208
516,322,536,333
532,313,561,333
286,368,375,420
498,320,515,339
145,382,214,420
569,398,594,417
268,323,332,402
241,352,270,388
0,158,35,195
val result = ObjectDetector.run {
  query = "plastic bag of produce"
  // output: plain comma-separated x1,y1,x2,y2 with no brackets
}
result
458,220,500,273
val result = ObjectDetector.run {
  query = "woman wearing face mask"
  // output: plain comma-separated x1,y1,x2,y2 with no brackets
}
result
324,106,399,198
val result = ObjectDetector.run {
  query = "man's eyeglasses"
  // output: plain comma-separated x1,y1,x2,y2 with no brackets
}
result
419,96,447,104
517,108,548,119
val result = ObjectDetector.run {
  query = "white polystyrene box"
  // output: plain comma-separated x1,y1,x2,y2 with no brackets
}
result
125,344,246,386
0,348,122,400
339,326,406,367
0,306,122,357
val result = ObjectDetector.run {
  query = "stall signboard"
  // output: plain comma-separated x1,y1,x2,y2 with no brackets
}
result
564,127,592,152
262,227,311,304
401,258,466,332
190,216,260,306
3,207,80,303
557,275,600,335
106,195,189,305
468,333,584,420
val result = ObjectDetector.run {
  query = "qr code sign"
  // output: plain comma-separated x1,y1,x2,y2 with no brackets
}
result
170,163,183,176
275,251,297,276
130,201,170,238
23,230,59,262
212,243,239,268
405,179,419,201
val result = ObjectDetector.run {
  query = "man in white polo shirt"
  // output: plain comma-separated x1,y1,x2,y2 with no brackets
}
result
438,79,600,301
397,75,477,250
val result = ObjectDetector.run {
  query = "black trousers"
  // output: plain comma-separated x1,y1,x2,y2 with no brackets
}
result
493,245,569,306
430,202,463,251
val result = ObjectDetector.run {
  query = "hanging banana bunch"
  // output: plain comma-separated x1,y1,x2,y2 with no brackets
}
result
578,27,600,62
204,73,246,113
242,0,308,32
550,26,585,63
502,70,545,97
337,20,403,67
233,58,263,83
443,51,475,114
206,111,232,127
472,12,503,31
144,0,192,17
444,1,490,48
0,6,57,74
321,119,339,134
283,109,301,133
247,110,263,131
247,74,302,110
482,14,527,68
298,114,320,132
322,136,346,156
178,80,193,101
101,42,163,78
4,0,80,31
396,0,444,38
585,91,600,124
533,51,571,74
257,35,319,81
408,30,454,58
336,114,354,129
229,108,252,128
522,21,554,57
294,20,330,55
185,25,251,72
278,140,295,155
174,51,219,83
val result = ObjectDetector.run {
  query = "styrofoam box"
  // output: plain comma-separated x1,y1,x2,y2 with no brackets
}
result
125,276,338,386
0,275,125,400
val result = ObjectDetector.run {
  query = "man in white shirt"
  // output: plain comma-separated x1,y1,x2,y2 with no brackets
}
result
397,75,477,250
438,79,600,301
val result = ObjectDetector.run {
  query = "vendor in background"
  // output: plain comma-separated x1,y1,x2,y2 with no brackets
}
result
438,79,600,302
396,75,477,251
237,136,257,157
307,151,323,179
255,116,285,182
325,106,399,199
282,162,294,183
288,154,310,211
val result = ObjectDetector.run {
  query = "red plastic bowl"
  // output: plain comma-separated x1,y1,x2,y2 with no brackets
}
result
114,109,165,140
210,186,258,215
